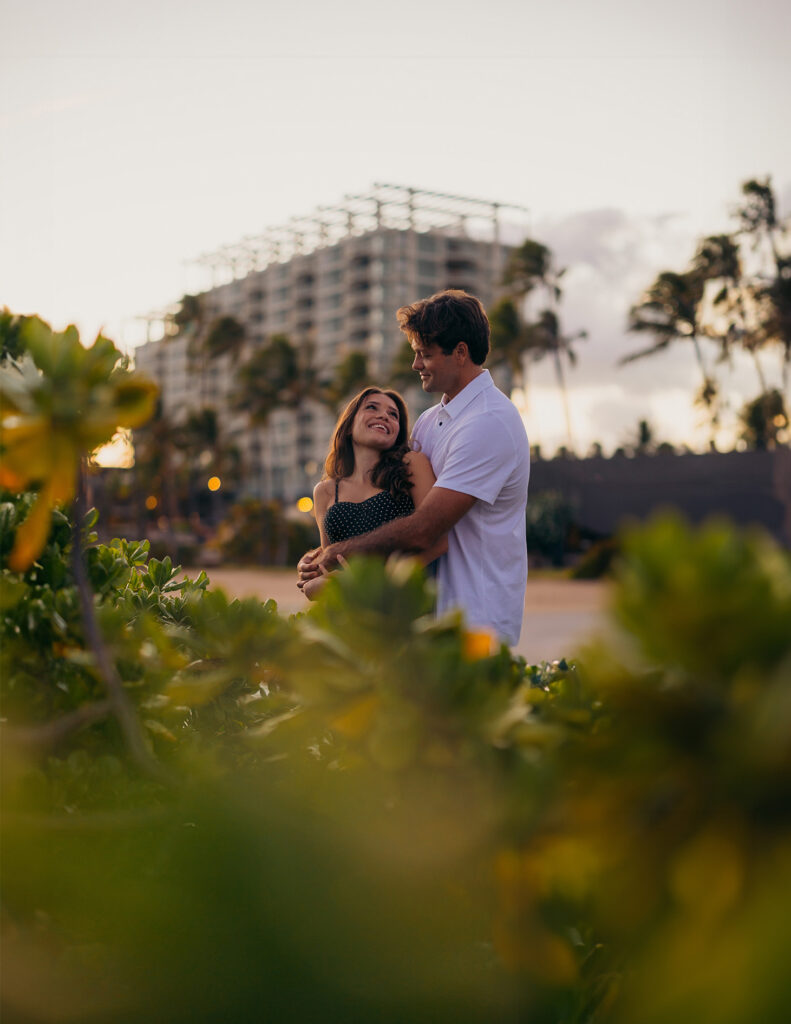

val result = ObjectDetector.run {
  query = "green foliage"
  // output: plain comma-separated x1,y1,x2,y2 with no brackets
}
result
216,497,319,565
0,316,157,568
526,490,576,565
0,307,31,362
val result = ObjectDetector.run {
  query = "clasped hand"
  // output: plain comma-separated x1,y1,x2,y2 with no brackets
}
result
296,544,348,591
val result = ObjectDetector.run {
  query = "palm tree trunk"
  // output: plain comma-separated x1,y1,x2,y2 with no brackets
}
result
553,351,574,450
752,351,768,393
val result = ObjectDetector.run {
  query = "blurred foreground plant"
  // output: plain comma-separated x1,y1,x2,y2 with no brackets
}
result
0,316,156,569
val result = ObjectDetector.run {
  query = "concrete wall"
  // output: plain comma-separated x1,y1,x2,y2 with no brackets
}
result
529,448,791,546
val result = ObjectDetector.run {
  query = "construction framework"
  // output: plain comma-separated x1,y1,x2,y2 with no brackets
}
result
136,184,529,342
190,183,530,285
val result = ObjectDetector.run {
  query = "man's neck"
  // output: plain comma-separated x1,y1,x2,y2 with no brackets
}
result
442,367,485,404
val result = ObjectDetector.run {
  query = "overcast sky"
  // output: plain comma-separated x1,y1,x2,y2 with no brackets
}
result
2,0,789,453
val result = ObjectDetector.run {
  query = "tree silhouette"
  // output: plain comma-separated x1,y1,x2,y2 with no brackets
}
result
503,238,564,303
736,178,791,391
738,389,789,449
386,340,419,393
497,238,583,437
623,269,719,440
236,334,321,425
328,350,369,410
204,315,246,363
132,398,182,523
530,309,586,447
691,233,769,390
489,297,534,395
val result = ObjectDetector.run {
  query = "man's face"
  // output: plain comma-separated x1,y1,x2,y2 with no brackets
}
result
410,340,457,395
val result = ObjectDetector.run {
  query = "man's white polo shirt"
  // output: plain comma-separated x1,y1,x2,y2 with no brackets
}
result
412,370,530,646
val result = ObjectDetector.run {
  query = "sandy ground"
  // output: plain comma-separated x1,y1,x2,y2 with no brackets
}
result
188,566,611,662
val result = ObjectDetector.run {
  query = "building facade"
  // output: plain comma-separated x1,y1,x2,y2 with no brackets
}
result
134,184,528,504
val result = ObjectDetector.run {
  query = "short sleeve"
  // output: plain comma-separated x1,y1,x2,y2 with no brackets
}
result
434,418,518,504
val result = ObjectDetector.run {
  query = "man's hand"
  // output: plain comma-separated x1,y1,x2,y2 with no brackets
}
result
314,541,349,573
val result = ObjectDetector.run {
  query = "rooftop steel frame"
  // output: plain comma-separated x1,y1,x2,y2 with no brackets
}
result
137,185,529,337
190,183,530,284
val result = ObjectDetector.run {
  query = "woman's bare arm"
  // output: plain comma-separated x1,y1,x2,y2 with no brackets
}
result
300,479,334,600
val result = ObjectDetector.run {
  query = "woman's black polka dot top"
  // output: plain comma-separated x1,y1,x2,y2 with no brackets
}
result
323,480,414,544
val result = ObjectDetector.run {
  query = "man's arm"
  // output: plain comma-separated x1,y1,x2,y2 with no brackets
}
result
315,486,475,571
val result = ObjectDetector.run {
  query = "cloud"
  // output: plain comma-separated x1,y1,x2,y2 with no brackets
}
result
513,204,787,453
531,207,715,391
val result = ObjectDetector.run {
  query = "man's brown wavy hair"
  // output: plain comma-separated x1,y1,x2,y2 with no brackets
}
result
323,387,412,500
396,289,490,364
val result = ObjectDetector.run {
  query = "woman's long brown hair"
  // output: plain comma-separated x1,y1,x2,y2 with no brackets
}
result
323,387,412,500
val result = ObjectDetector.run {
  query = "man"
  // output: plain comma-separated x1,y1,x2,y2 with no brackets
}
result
299,289,530,646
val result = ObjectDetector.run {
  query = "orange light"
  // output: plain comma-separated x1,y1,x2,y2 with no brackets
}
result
297,496,314,513
145,495,158,510
207,476,221,492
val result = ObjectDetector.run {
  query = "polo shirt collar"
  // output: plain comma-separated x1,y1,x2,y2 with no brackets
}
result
440,369,492,419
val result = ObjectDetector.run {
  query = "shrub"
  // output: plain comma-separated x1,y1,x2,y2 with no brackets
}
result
569,536,620,579
525,490,576,566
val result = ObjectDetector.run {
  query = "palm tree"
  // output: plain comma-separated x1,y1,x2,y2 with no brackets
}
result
498,237,585,434
737,389,789,449
622,269,719,437
177,407,241,522
172,293,212,407
736,178,791,390
488,296,537,407
529,309,586,447
327,350,369,410
235,333,323,501
503,238,564,304
131,398,182,523
204,315,246,364
755,257,791,392
386,340,419,393
235,333,319,424
692,233,769,391
737,178,781,260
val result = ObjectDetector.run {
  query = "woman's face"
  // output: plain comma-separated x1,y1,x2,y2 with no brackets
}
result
350,392,401,450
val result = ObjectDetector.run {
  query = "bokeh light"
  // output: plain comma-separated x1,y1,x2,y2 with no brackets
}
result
297,496,314,513
207,477,221,492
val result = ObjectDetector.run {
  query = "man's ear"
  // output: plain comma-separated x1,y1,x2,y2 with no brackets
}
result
454,341,469,363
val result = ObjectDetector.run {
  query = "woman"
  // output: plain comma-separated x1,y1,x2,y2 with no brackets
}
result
301,386,446,600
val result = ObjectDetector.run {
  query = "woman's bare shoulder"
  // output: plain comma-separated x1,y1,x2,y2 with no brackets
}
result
404,450,432,471
313,478,334,506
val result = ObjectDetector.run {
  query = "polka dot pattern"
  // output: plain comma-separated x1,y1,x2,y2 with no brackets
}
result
324,488,414,544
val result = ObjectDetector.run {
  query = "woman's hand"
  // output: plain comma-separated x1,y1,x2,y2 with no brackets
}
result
299,554,349,601
302,574,327,600
297,547,322,590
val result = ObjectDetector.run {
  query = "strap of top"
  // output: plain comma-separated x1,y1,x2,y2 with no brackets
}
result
334,478,339,504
